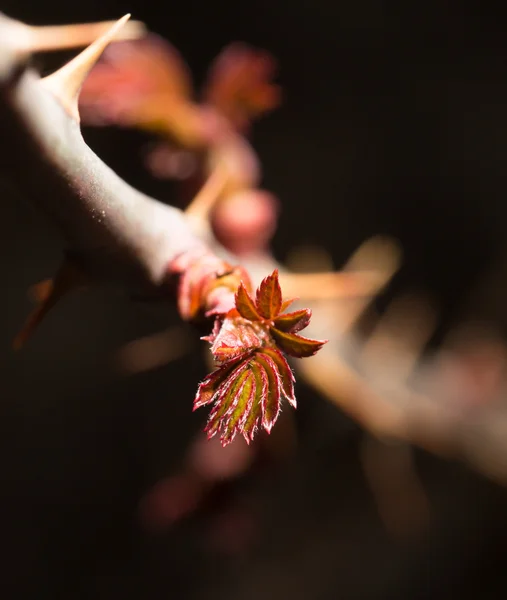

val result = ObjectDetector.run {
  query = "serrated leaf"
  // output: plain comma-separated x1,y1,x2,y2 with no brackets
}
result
255,353,281,433
193,356,242,410
210,316,261,364
221,370,255,445
205,363,250,439
250,361,269,401
242,362,266,443
273,308,311,333
193,372,222,410
235,281,261,321
261,383,280,433
260,348,296,407
242,414,259,444
197,266,328,445
271,327,327,358
256,269,282,319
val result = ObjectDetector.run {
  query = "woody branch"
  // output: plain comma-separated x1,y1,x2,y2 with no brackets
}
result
0,13,204,294
2,12,507,481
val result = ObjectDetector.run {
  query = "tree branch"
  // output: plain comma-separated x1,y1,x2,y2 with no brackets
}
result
0,13,203,294
3,12,507,483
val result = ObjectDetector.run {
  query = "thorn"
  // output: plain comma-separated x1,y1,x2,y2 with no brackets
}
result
13,259,88,350
17,18,145,54
41,14,132,121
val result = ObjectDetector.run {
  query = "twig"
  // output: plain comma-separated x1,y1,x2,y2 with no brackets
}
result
3,12,507,485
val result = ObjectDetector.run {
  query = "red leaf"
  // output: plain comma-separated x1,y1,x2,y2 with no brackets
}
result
242,362,266,443
196,266,328,444
255,353,281,433
193,370,223,410
203,43,281,131
220,370,256,445
260,348,295,407
235,281,261,321
79,34,193,127
205,362,250,439
193,356,242,410
270,328,327,358
255,269,282,319
210,317,261,364
273,308,311,334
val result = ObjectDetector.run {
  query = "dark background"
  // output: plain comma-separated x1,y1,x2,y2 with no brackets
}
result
2,0,507,598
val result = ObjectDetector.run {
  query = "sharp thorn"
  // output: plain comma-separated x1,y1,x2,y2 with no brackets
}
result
13,259,88,350
41,14,132,121
13,18,145,54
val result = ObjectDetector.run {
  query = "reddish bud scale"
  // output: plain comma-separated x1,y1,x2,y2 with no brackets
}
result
170,248,252,321
194,269,327,445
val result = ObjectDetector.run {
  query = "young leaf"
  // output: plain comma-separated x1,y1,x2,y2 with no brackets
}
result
209,315,261,364
195,267,327,446
255,353,281,432
273,308,311,333
242,362,267,443
235,281,261,321
260,347,295,407
205,362,251,439
255,269,282,319
270,328,327,358
193,356,243,410
220,370,255,444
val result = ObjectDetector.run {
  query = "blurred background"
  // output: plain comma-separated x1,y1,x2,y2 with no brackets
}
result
2,0,507,598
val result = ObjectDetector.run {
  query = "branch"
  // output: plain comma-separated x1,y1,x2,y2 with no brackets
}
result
0,12,202,294
3,12,507,481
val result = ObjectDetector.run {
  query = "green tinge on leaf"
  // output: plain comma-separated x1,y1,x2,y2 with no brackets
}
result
242,362,267,442
261,381,280,433
273,308,311,333
193,357,241,410
197,266,328,446
205,361,251,439
255,352,281,432
260,347,295,407
221,370,255,444
270,327,327,358
256,269,282,319
235,282,261,321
